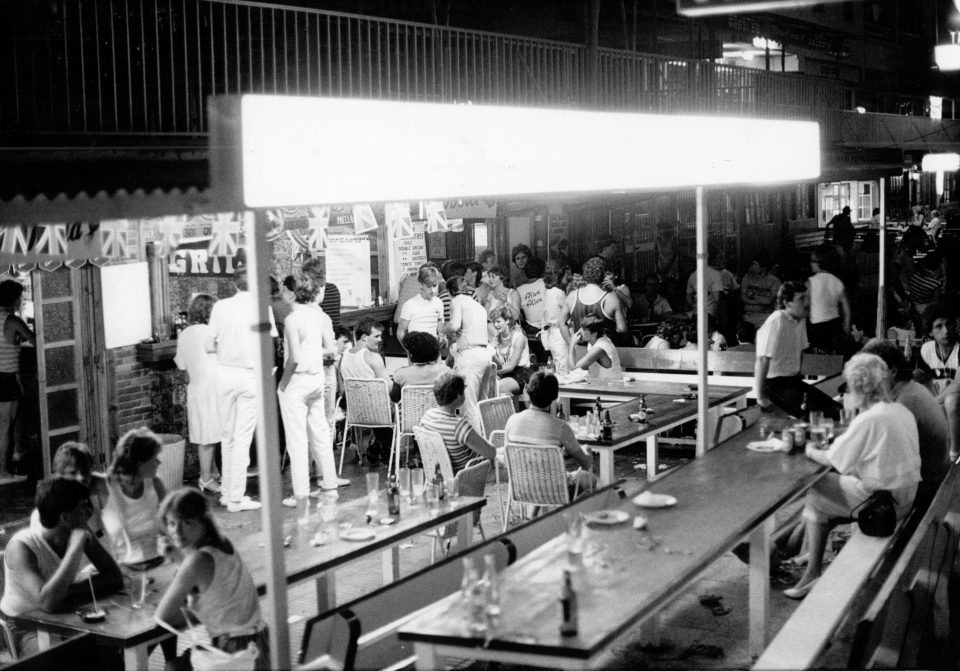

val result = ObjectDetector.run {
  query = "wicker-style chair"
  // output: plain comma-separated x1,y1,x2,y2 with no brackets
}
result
0,551,17,661
339,378,395,476
478,396,515,438
392,385,438,475
501,443,570,532
488,430,508,520
413,427,455,483
479,362,499,401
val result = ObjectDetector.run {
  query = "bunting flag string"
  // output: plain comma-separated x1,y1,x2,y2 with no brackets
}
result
98,219,132,261
424,201,448,233
352,204,378,234
384,202,414,240
157,216,186,257
208,212,241,257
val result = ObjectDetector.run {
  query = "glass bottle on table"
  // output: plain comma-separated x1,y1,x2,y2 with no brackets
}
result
433,464,445,502
482,553,501,617
387,473,401,516
559,569,578,637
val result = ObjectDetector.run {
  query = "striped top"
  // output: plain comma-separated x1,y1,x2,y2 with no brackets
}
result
418,407,477,473
0,312,20,373
908,270,941,304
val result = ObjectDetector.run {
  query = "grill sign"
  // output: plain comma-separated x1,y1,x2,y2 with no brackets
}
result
677,0,849,17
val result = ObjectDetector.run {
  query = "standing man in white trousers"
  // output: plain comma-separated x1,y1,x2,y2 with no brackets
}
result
207,266,276,513
445,276,493,432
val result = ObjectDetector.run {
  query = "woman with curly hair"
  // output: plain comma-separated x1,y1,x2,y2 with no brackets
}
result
278,271,346,508
490,306,530,395
174,294,222,493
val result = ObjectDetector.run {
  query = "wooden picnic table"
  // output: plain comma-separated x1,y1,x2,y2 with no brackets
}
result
560,379,748,484
14,494,485,670
399,426,829,669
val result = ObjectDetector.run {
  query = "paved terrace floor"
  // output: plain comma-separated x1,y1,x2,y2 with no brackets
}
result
0,441,850,670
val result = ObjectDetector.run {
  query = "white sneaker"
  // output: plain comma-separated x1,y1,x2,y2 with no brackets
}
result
281,497,297,508
220,495,252,507
226,499,262,513
321,478,351,490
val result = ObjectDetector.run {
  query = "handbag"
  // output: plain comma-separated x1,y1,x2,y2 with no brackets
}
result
851,490,896,537
157,608,259,671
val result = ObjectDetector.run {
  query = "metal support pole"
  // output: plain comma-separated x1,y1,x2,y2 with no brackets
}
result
877,177,886,338
246,211,291,670
696,186,708,458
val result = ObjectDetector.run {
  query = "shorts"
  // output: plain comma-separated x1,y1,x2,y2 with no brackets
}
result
0,373,22,402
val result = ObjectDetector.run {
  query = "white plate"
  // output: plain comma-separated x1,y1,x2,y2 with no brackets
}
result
632,491,678,508
340,528,377,542
583,509,630,526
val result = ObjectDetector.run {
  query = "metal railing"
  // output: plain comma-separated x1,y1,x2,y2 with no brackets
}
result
0,0,942,136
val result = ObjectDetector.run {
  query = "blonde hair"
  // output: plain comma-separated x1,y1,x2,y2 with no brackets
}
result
843,353,890,407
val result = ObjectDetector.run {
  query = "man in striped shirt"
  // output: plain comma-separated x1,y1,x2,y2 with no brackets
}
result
417,372,494,474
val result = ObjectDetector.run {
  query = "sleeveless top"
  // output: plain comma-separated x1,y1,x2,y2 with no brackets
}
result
192,546,263,637
283,305,328,376
101,478,160,564
569,289,617,334
0,312,21,373
587,337,623,379
494,327,530,370
339,349,376,379
0,528,66,616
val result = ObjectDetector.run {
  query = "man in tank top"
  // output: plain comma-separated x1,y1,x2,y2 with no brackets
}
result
339,318,393,463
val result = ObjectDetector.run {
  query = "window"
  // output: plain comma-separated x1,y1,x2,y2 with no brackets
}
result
858,183,873,220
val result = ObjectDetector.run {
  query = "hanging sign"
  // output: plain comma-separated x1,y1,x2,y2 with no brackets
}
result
325,235,371,307
396,232,427,278
168,237,241,276
442,200,497,219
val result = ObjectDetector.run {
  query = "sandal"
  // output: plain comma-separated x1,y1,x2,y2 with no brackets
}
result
198,478,221,494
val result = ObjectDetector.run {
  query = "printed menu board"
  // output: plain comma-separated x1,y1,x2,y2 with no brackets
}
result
397,232,427,277
326,234,371,307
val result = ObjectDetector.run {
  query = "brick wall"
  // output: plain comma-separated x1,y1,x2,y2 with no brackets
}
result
109,345,156,440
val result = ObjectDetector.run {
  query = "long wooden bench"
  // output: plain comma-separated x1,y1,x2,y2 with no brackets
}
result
298,483,625,671
754,461,960,670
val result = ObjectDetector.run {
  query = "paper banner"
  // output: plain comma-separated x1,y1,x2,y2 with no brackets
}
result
352,204,378,234
0,223,105,267
384,202,414,239
424,201,448,233
157,216,186,256
284,207,329,251
208,212,241,257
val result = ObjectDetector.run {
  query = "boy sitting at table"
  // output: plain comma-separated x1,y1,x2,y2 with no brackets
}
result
1,478,123,656
503,371,596,496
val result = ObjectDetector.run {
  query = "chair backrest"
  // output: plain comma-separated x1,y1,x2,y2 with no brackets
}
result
503,443,570,508
412,427,455,482
489,430,505,449
479,363,499,401
398,385,438,433
713,405,763,445
343,378,393,426
298,608,361,670
7,633,96,671
478,396,515,437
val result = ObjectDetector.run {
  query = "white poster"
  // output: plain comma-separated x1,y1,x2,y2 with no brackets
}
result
100,262,152,348
396,233,427,278
326,235,371,308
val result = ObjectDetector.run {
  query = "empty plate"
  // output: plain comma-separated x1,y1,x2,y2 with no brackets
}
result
340,528,377,542
633,491,678,508
583,509,630,526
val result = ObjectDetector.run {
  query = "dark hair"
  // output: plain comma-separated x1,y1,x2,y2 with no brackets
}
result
417,266,439,286
402,331,440,364
486,265,506,280
52,441,94,478
233,266,248,291
109,427,162,480
0,280,23,310
777,281,807,309
580,256,607,285
334,326,354,343
293,270,320,304
543,259,568,290
656,317,687,348
860,338,911,381
523,257,545,280
354,317,381,339
643,272,660,285
596,234,616,252
442,262,466,280
464,261,483,278
36,478,90,529
511,244,533,263
736,320,757,345
301,257,325,283
433,371,465,405
187,294,216,325
282,274,296,292
446,276,468,297
158,487,231,553
479,250,497,266
526,371,559,408
581,314,606,338
811,244,841,274
923,302,958,336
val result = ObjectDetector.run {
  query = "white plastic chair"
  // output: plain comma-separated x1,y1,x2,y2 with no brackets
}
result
501,443,570,532
392,385,438,475
339,378,395,475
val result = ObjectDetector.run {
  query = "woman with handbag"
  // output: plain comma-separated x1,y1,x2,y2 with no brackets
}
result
156,487,268,670
784,353,921,599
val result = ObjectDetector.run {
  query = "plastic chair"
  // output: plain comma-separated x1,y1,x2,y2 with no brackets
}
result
713,404,762,445
339,378,395,476
297,608,360,670
489,430,508,520
501,443,570,532
478,396,515,438
0,552,17,661
412,427,455,482
392,385,438,475
479,363,499,401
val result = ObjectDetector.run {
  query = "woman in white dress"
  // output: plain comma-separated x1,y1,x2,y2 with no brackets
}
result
174,294,221,493
567,315,622,379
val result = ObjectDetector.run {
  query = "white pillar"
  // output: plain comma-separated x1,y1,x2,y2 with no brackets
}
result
876,177,886,338
695,187,709,458
245,211,291,670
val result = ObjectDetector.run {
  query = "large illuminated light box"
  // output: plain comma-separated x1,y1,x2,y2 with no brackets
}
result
209,96,820,208
922,153,960,172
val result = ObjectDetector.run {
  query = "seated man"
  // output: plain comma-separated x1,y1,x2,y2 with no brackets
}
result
503,371,596,494
390,331,450,402
1,478,123,657
340,317,393,464
418,372,495,474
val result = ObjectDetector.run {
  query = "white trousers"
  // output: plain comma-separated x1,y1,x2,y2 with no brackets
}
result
455,346,493,433
217,365,257,503
278,372,336,495
541,327,570,376
323,365,337,445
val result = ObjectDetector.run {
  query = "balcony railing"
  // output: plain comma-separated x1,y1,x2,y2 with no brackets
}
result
0,0,947,137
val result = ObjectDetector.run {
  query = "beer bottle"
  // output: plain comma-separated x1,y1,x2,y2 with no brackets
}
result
434,463,445,501
387,473,401,516
559,569,578,637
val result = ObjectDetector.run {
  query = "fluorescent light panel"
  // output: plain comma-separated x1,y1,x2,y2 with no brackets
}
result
236,96,820,207
922,153,960,172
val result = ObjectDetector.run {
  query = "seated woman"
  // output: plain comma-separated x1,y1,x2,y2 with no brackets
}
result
566,315,622,379
390,331,450,402
489,306,530,396
156,488,269,670
418,372,496,474
784,353,921,599
645,317,687,350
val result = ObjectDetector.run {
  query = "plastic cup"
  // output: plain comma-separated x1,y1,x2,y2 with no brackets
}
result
128,571,147,609
365,472,379,496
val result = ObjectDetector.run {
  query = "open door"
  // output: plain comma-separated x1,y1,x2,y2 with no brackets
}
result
33,266,110,475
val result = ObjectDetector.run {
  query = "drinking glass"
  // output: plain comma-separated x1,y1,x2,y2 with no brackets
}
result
411,468,425,503
564,512,585,570
809,410,824,428
810,425,828,449
398,467,412,501
365,472,380,497
758,421,773,440
840,408,858,426
319,492,338,525
127,570,148,609
445,479,460,501
425,483,440,508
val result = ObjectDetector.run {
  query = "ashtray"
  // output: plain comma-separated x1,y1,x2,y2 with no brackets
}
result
79,609,107,623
